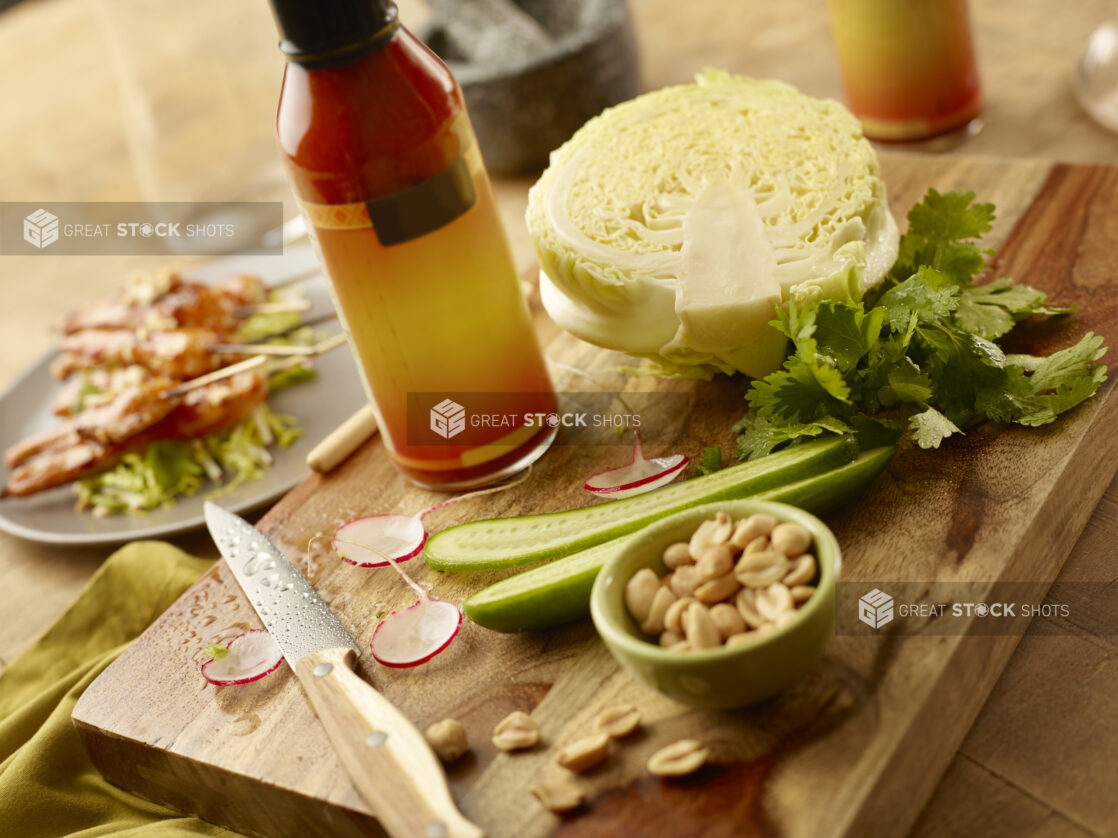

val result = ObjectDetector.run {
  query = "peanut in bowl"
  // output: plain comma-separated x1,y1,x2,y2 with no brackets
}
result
589,499,841,709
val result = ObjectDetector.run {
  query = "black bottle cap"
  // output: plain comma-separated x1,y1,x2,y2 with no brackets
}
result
268,0,398,68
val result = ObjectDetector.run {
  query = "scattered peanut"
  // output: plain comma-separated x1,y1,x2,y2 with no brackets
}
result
683,602,721,649
530,778,585,813
668,564,703,598
662,542,694,569
556,732,611,772
743,535,771,555
790,584,816,604
730,513,777,549
647,739,709,777
734,550,790,588
782,554,817,587
694,544,734,581
694,572,741,605
725,632,755,648
770,522,813,557
709,602,746,638
773,610,798,629
755,583,794,621
594,704,641,739
624,568,659,623
493,711,540,751
664,596,695,635
624,510,822,653
640,585,677,635
735,588,766,629
425,718,469,763
688,511,733,554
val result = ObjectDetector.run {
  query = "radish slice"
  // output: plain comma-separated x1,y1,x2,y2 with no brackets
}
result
332,468,532,567
333,533,464,667
333,514,427,567
200,630,283,686
371,598,462,668
584,433,690,500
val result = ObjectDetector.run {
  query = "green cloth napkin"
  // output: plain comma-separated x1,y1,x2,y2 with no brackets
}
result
0,541,244,838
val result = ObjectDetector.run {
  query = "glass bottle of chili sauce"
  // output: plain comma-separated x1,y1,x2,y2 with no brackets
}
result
268,0,557,489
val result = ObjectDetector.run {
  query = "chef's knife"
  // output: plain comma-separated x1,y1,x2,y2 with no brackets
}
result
204,502,484,838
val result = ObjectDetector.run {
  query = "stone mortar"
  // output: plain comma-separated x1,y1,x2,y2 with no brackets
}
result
418,0,640,175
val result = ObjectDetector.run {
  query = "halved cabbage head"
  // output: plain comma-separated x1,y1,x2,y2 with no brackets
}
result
526,70,899,380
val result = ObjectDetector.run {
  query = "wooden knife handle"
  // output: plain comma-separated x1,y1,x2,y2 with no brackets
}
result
295,647,485,838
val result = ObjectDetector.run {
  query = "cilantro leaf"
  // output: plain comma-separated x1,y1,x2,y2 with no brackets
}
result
695,446,724,476
886,190,995,287
733,412,853,460
879,358,934,407
1004,333,1108,426
747,355,849,423
906,189,995,243
753,299,852,413
813,301,885,373
1022,332,1106,393
734,190,1108,461
878,267,960,329
953,278,1074,339
909,407,963,449
954,296,1016,339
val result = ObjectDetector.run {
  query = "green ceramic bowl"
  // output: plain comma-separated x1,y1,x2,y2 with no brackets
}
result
590,499,840,709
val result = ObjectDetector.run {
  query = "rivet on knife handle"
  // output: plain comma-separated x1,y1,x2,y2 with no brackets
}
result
294,647,486,838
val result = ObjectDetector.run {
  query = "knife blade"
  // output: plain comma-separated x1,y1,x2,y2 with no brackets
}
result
204,502,485,838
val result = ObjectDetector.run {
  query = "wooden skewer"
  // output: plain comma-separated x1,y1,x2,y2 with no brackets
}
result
266,265,323,290
236,299,313,317
245,311,338,344
211,343,322,356
167,332,348,397
166,355,270,396
211,331,348,356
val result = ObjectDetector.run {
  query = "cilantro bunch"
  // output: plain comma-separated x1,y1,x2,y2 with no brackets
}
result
735,190,1108,459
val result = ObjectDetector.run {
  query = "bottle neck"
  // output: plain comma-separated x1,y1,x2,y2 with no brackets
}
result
271,0,400,70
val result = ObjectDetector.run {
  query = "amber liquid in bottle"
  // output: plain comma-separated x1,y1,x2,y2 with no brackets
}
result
275,12,556,489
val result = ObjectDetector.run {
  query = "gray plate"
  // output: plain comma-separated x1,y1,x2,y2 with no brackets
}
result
0,246,366,546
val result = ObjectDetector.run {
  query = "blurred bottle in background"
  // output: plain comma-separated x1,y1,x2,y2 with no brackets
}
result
826,0,982,142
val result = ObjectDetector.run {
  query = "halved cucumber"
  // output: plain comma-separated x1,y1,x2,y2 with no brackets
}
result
424,436,857,572
464,445,897,633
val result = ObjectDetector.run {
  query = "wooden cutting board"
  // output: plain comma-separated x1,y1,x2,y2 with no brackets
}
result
72,154,1118,838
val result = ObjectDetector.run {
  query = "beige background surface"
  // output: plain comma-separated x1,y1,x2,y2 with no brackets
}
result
0,1,1115,835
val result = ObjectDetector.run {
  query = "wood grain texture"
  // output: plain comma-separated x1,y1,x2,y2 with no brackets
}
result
917,471,1118,838
70,154,1118,838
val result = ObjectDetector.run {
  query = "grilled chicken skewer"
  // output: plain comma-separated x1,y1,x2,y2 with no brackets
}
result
50,327,235,381
61,271,268,335
3,263,343,501
3,370,268,498
5,376,179,468
50,313,339,415
4,333,345,498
